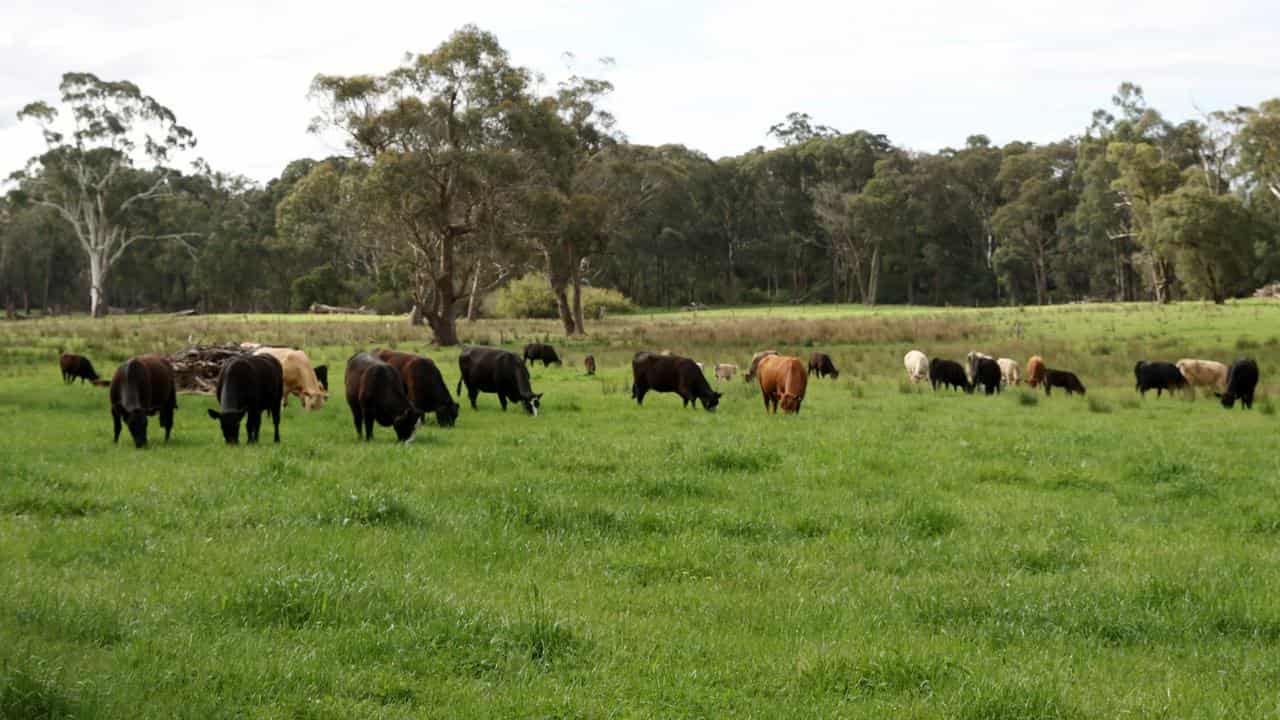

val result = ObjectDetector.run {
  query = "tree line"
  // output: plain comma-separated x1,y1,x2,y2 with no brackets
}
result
3,26,1280,344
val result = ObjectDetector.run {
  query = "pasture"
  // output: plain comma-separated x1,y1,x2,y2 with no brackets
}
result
3,301,1280,718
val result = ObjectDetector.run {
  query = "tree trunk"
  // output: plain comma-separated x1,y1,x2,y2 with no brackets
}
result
571,266,586,335
553,284,575,335
466,259,482,322
89,251,107,318
866,244,880,306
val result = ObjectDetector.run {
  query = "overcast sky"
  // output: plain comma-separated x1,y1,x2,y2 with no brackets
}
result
2,0,1278,183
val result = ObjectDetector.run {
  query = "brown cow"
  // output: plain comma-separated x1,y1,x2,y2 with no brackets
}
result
743,350,779,383
345,352,423,442
1026,356,1046,387
60,352,104,385
372,348,460,426
109,355,178,448
757,354,808,414
584,355,596,375
808,352,839,379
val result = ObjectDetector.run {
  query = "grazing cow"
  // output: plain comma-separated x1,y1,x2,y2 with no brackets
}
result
966,351,993,384
1219,358,1259,409
372,348,460,427
253,347,327,410
743,350,779,383
584,355,596,376
997,358,1021,387
632,352,721,411
207,354,283,444
903,350,929,383
1026,356,1046,387
974,357,1003,395
929,358,972,393
109,355,177,448
1043,369,1086,396
60,352,102,385
523,342,562,367
457,346,543,415
808,352,839,379
345,352,423,442
715,363,738,382
313,365,329,392
1176,358,1228,395
1134,361,1186,397
757,354,808,414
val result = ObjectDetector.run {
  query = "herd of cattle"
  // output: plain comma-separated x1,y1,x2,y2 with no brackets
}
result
55,340,1262,448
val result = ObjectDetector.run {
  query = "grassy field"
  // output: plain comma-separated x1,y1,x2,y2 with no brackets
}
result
3,301,1280,718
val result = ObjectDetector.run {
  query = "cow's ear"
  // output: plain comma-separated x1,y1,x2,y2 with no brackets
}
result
533,393,543,400
207,409,220,420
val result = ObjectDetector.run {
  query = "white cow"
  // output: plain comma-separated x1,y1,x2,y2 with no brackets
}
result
903,350,929,383
997,358,1022,387
1176,358,1228,395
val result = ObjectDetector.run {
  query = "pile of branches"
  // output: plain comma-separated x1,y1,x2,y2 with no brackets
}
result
169,343,264,394
1254,282,1280,299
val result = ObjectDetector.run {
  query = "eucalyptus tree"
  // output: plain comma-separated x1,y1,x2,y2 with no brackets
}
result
991,142,1077,305
11,73,195,316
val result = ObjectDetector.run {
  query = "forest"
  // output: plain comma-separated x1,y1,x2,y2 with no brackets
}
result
3,26,1280,343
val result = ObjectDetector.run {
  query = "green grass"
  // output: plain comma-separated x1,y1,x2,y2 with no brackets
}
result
2,301,1280,717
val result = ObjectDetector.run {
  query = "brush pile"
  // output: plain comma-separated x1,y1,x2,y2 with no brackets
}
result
168,343,264,394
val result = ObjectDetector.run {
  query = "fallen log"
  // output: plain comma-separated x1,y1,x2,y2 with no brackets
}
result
309,303,375,315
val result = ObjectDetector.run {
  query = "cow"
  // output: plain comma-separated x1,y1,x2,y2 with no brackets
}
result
1026,356,1047,387
808,352,839,379
584,355,596,376
903,350,929,383
757,354,808,414
997,358,1022,387
457,346,543,415
1134,361,1186,397
966,351,993,384
743,350,779,383
207,354,283,444
314,365,329,392
523,343,562,367
974,357,1003,395
929,358,972,393
632,352,721,411
1176,358,1228,395
109,355,177,448
1219,358,1259,410
372,348,460,427
345,352,423,442
253,347,327,410
1043,369,1086,396
715,363,738,382
60,352,103,385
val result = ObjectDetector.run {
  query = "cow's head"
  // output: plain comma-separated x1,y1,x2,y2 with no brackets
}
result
393,409,425,442
301,391,328,411
436,400,460,427
521,393,543,416
207,408,244,444
780,392,801,413
1219,392,1235,408
125,410,149,448
701,391,723,412
829,369,840,380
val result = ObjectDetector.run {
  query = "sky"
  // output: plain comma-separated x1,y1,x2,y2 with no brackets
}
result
2,0,1278,183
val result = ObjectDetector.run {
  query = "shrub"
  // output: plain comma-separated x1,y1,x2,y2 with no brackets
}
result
494,273,635,319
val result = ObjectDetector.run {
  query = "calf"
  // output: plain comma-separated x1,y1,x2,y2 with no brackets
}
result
584,355,596,376
345,352,423,442
997,358,1021,387
207,354,284,444
1026,356,1046,387
523,342,562,367
1134,361,1186,397
372,348,460,427
110,355,178,448
60,352,103,385
1219,358,1259,409
1043,369,1086,396
808,352,839,379
929,358,971,393
632,352,721,411
974,357,1003,395
457,346,543,415
758,354,808,414
715,363,738,382
1176,358,1228,395
904,350,929,383
743,350,779,383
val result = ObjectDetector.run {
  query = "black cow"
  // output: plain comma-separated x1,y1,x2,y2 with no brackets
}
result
110,355,178,448
584,355,596,376
372,348,460,427
1134,361,1186,397
60,352,103,385
207,354,284,444
345,352,423,442
313,364,329,392
1043,369,1086,396
929,358,972,393
974,357,1002,395
808,352,839,379
1219,358,1259,409
631,352,722,411
523,343,562,367
457,346,543,415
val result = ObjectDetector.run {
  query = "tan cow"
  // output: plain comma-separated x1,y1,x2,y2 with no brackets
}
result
1176,358,1228,395
997,358,1022,387
743,350,779,383
715,363,738,382
253,347,327,410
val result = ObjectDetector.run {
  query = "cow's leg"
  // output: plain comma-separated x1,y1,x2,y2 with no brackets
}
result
1044,384,1051,396
112,408,122,443
635,386,647,405
364,415,374,441
499,395,508,411
271,406,281,443
160,406,174,443
351,409,363,437
247,410,261,444
761,391,770,412
467,385,480,410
